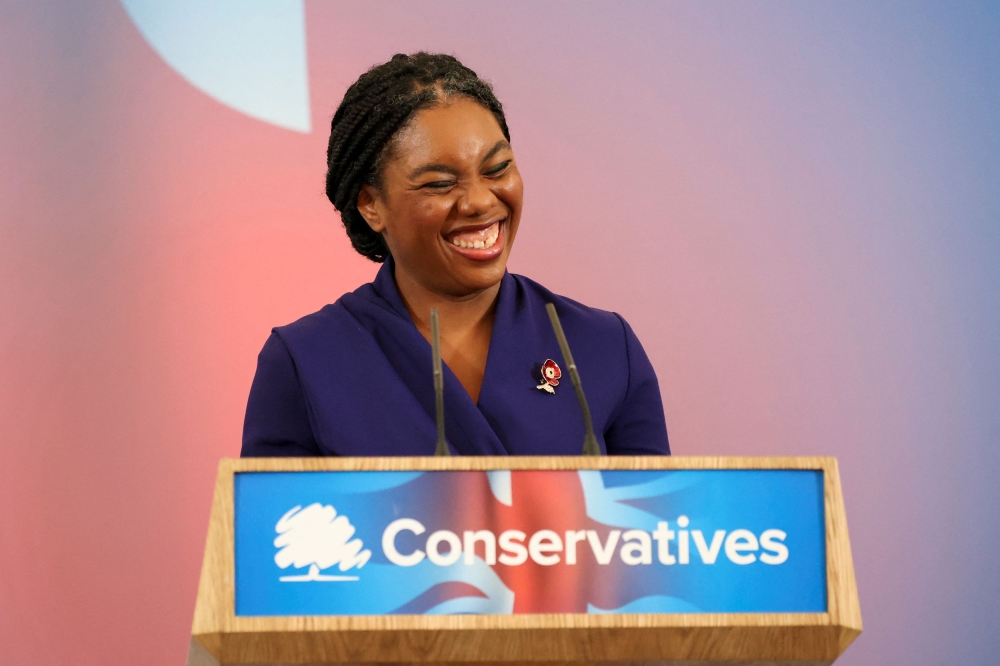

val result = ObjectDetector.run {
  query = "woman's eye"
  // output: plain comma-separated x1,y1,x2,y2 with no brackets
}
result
485,161,511,177
421,180,454,189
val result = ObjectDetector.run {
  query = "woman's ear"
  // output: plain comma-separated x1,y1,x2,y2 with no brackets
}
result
356,184,386,233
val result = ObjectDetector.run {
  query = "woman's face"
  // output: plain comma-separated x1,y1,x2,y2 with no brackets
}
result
357,97,523,298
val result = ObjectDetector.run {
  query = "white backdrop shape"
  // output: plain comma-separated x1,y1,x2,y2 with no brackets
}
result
119,0,311,132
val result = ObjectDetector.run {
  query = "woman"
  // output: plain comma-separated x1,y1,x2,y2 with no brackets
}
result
242,53,669,457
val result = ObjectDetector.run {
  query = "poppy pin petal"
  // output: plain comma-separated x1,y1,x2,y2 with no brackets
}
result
536,359,562,394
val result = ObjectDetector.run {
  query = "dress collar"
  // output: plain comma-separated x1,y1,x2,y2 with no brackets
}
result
365,255,516,455
370,256,413,322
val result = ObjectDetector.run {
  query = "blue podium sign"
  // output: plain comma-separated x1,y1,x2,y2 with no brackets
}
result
233,469,826,617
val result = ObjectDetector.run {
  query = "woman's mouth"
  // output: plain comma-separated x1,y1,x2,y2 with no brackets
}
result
444,220,504,260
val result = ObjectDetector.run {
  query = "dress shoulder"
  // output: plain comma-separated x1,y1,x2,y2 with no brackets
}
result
509,272,627,334
269,282,386,349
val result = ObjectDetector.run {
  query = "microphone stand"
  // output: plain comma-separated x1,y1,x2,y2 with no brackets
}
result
545,303,602,456
430,307,450,456
432,304,601,456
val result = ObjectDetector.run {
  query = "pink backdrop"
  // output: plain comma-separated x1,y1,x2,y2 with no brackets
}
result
1,1,998,663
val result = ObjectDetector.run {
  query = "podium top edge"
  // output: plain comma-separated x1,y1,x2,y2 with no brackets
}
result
219,455,838,473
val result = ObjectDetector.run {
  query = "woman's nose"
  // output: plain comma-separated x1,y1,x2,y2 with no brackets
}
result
457,177,497,217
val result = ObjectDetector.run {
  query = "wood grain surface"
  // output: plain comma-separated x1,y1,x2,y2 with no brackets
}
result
189,457,862,665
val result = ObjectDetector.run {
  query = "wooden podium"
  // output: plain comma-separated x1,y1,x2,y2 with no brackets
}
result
187,456,861,665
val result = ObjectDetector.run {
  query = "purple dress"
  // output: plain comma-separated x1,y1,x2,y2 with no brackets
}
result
241,258,669,456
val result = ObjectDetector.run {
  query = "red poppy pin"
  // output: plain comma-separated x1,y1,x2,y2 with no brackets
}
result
536,359,562,394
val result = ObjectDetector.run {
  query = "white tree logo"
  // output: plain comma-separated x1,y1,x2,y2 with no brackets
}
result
273,503,371,582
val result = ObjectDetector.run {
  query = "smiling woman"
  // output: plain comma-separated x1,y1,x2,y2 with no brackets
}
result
241,53,670,456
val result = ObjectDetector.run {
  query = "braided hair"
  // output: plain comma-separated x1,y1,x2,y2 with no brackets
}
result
325,52,511,262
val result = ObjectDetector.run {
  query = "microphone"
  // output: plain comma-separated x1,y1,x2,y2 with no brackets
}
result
430,307,449,456
545,303,602,456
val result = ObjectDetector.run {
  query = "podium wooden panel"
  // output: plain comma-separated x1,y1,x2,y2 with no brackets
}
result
188,456,861,665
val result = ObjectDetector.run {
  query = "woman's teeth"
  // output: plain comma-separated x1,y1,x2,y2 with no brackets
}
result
449,224,499,250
